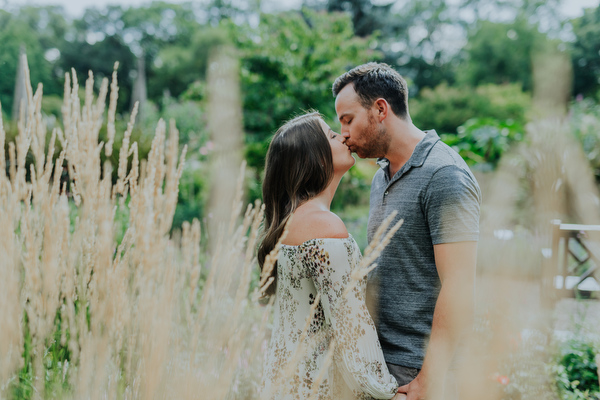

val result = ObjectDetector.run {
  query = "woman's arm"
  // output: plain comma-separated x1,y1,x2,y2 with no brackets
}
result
307,238,399,399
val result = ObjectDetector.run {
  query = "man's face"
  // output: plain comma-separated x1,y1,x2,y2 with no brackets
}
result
335,84,390,159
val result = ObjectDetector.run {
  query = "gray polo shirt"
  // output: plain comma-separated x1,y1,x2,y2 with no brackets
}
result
366,130,481,369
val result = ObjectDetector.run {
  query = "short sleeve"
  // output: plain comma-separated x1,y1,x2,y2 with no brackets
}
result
306,239,398,399
424,165,481,245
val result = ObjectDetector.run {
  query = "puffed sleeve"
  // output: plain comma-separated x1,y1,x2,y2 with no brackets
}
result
306,238,398,399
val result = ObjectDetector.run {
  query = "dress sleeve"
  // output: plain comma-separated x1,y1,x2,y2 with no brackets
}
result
306,239,398,399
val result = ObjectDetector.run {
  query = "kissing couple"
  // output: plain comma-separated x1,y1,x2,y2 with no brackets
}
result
259,62,481,400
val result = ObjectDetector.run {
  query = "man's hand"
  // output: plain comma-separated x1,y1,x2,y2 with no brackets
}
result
397,373,426,400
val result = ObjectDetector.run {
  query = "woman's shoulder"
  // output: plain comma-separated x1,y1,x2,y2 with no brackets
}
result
283,209,349,246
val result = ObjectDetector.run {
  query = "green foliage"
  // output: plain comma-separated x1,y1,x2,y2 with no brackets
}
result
136,96,209,228
458,18,546,91
41,94,63,118
414,83,531,169
410,82,531,135
571,5,600,98
151,28,230,99
173,165,208,231
325,0,397,38
442,118,524,170
554,338,600,399
232,8,380,168
226,8,380,203
570,97,600,182
60,35,136,112
140,96,208,151
320,0,463,91
0,8,62,116
10,310,72,399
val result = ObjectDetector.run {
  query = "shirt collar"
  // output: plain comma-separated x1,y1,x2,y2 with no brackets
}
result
376,130,440,170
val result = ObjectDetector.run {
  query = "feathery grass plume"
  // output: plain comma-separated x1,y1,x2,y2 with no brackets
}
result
114,101,138,199
450,47,600,400
105,62,119,157
0,101,23,391
344,211,403,298
0,53,277,400
172,172,269,400
206,45,244,240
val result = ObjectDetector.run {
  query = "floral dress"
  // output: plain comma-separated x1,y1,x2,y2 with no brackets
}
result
261,235,399,399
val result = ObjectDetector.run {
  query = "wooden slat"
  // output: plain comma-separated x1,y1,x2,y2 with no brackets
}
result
559,223,600,232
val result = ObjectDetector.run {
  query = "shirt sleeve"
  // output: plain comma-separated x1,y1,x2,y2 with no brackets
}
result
307,239,398,399
424,165,481,244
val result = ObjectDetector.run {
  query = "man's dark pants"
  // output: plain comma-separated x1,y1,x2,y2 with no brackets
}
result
387,363,460,399
386,363,420,386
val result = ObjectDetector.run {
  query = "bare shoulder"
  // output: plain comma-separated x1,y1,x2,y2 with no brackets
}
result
283,209,349,246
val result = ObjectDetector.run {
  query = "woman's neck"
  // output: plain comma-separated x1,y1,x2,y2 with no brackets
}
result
302,173,343,211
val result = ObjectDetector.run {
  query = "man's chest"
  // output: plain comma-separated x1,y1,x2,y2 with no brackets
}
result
367,177,429,242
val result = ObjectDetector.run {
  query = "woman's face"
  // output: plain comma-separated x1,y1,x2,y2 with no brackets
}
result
320,120,355,174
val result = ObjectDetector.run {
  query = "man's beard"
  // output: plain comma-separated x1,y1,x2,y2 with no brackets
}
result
356,113,390,159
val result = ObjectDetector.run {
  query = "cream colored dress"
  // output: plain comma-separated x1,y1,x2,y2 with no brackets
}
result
261,235,398,399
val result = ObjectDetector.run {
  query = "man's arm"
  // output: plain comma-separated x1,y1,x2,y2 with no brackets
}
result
398,241,477,400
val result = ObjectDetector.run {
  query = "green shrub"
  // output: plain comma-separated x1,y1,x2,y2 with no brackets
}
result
139,97,208,153
441,117,525,170
570,98,600,182
410,82,531,135
554,338,600,399
41,94,63,119
173,163,208,231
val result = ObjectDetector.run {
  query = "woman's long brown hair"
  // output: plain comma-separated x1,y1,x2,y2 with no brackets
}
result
257,112,334,296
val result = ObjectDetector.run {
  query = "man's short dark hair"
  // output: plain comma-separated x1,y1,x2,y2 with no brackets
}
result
332,62,409,120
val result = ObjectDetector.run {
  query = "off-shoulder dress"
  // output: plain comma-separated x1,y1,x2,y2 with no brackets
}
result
261,235,399,399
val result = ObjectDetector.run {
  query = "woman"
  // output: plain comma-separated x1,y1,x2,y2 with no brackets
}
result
258,112,405,399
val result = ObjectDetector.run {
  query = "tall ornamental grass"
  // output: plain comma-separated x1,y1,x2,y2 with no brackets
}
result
0,54,272,399
0,54,403,400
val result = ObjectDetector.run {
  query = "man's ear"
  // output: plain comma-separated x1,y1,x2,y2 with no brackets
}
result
374,98,389,122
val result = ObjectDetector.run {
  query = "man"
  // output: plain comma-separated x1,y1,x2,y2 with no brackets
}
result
333,62,481,400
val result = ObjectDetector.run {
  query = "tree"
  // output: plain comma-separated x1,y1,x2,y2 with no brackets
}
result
232,9,379,152
571,5,600,98
324,0,397,37
150,28,230,99
59,35,136,111
69,2,207,105
0,6,66,117
225,9,379,200
458,18,546,91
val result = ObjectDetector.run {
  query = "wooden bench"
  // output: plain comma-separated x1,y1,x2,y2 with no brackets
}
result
541,220,600,307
